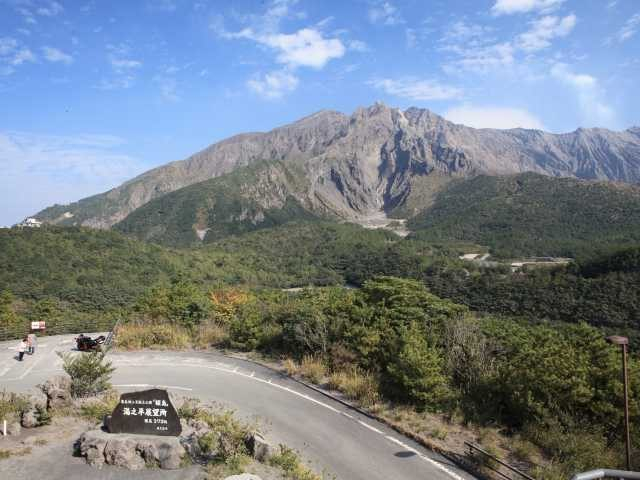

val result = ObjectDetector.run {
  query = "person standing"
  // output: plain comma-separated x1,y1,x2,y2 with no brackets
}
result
17,337,27,361
27,333,36,354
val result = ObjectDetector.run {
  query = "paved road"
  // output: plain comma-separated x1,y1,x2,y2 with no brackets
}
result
0,334,476,480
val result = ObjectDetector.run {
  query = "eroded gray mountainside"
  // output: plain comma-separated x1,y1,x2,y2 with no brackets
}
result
35,103,640,228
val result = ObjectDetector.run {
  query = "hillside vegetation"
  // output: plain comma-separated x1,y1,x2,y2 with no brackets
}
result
115,161,321,247
409,172,640,258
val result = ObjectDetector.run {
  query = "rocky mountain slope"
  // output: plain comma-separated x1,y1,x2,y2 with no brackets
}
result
35,103,640,230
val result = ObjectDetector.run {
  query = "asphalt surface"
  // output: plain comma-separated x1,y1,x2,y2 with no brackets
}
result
0,334,477,480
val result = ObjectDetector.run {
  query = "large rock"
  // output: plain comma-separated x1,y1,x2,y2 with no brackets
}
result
78,430,109,467
77,429,185,470
104,437,146,470
224,475,262,480
40,375,72,409
21,408,39,428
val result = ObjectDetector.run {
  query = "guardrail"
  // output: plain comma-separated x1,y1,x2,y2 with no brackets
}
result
0,317,118,343
571,469,640,480
103,318,121,349
465,441,537,480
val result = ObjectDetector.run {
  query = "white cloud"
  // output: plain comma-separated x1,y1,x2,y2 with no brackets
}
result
99,43,142,89
247,70,299,99
369,77,462,101
551,63,615,127
517,14,576,51
42,46,73,64
369,1,403,26
262,28,345,69
0,38,35,74
0,38,18,56
491,0,565,16
36,1,63,16
227,28,346,70
110,58,142,70
617,13,640,42
444,105,545,129
214,1,342,98
0,131,146,225
445,42,515,74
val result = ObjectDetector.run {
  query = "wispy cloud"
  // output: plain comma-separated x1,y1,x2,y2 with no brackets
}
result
550,63,615,127
440,12,576,75
444,105,545,129
0,37,35,75
517,14,576,51
369,77,462,101
214,0,345,98
0,131,146,225
223,27,345,70
13,1,64,23
491,0,565,16
98,43,142,90
36,1,63,16
616,13,640,43
42,46,73,64
368,1,403,26
247,70,299,99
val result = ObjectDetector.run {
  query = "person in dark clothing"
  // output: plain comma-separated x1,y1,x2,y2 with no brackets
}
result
17,337,27,361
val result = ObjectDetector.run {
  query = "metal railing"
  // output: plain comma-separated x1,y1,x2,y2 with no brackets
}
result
571,469,640,480
0,317,118,342
465,441,537,480
103,318,121,349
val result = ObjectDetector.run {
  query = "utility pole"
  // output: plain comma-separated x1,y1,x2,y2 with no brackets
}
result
606,335,632,471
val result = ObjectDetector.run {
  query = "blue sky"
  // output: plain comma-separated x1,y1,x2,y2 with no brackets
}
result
1,0,639,226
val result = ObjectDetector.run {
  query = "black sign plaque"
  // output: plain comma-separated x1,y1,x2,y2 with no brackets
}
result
105,388,181,436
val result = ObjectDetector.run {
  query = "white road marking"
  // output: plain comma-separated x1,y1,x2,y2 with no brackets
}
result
18,355,44,379
357,419,384,434
0,366,11,377
114,384,193,392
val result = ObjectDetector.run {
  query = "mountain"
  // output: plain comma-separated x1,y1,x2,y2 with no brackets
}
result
34,103,640,231
409,172,640,258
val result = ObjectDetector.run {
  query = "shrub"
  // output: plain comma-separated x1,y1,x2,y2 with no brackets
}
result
0,391,30,423
298,356,326,384
116,322,190,350
177,398,201,420
195,406,255,461
193,323,228,349
283,358,298,376
269,445,321,480
59,351,115,398
80,390,119,422
35,404,51,426
327,367,380,407
385,322,451,409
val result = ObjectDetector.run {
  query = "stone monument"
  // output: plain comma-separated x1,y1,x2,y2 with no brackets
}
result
105,388,181,436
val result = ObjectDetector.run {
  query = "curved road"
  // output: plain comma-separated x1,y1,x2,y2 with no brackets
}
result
1,334,476,480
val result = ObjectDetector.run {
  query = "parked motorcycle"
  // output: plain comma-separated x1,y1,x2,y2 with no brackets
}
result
75,334,106,352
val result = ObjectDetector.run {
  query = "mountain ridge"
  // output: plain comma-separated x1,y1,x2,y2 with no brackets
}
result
34,102,640,230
